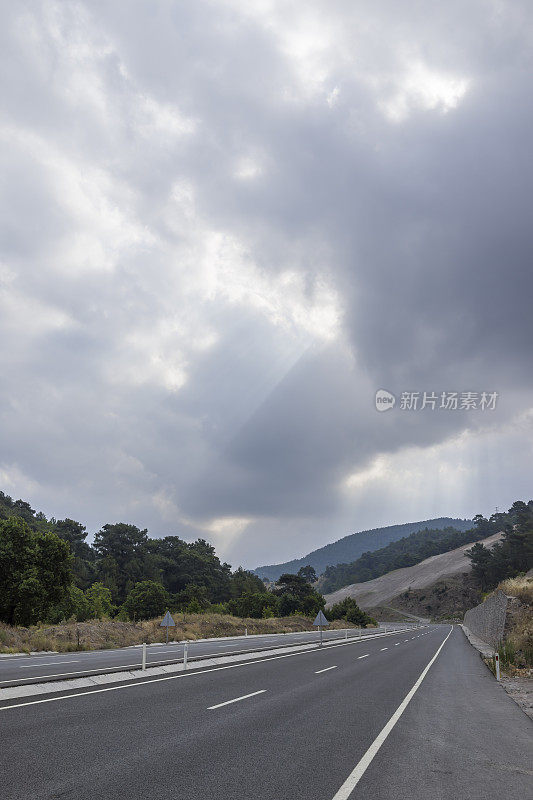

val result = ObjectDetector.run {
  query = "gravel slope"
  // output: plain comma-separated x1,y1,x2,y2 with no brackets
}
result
324,532,503,608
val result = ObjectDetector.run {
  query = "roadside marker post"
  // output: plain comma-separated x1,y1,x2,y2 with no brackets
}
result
313,610,329,647
160,610,176,644
142,642,146,671
495,652,501,681
184,642,188,671
345,629,348,640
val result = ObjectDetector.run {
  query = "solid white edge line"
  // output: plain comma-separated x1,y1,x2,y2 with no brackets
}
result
207,690,266,710
20,660,80,668
330,626,453,800
0,629,417,711
315,666,338,674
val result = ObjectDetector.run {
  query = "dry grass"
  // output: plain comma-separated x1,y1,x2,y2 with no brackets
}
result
0,614,357,654
506,607,533,670
494,575,533,672
499,576,533,604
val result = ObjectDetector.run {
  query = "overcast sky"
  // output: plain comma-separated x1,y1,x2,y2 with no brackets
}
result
1,1,532,568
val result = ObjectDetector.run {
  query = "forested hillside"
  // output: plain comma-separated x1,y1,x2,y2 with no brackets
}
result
254,517,472,581
467,501,533,589
0,491,326,626
321,526,489,593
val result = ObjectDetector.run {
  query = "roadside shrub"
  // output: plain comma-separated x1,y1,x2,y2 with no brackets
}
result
123,581,170,621
47,585,91,623
85,582,114,619
328,597,375,627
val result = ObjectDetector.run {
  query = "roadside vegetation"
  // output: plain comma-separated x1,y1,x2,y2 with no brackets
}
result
0,490,373,651
466,502,533,671
492,575,533,674
467,501,533,591
0,613,357,655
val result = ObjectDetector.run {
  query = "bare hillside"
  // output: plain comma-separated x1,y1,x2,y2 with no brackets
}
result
324,532,503,608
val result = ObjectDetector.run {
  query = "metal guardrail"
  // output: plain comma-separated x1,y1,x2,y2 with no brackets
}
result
0,625,424,689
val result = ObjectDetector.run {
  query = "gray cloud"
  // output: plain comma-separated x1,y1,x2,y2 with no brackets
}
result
1,1,532,567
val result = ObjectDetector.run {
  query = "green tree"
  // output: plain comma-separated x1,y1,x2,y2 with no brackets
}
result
297,565,317,584
85,582,114,618
466,542,495,590
227,592,279,618
123,581,170,620
48,585,91,623
93,523,153,603
52,518,96,590
328,597,375,627
229,567,265,598
274,573,325,616
185,598,203,614
52,518,88,556
0,517,72,626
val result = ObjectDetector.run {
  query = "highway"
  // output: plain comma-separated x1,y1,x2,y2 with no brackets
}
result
0,624,410,687
1,626,531,799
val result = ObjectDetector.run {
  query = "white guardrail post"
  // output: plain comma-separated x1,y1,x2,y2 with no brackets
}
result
495,652,500,681
142,642,146,671
184,642,188,671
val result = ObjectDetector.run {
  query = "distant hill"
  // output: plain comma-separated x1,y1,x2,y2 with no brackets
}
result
321,525,485,593
323,531,503,609
253,518,472,581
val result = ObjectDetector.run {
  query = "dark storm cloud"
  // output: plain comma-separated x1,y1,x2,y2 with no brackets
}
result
1,1,532,565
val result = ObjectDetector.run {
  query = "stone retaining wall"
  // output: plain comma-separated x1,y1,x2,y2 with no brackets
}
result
463,589,508,649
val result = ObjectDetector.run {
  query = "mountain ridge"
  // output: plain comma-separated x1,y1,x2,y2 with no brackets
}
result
253,517,472,581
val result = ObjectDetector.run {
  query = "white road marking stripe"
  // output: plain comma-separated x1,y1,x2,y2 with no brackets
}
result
357,655,369,659
20,660,79,668
380,648,388,651
207,690,266,710
0,644,292,684
315,666,337,674
394,643,400,646
0,629,415,710
330,627,453,800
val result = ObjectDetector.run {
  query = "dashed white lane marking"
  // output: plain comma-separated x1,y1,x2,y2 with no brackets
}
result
404,640,409,642
20,660,80,668
380,648,388,651
357,655,369,660
315,666,338,674
207,690,266,710
394,643,400,646
330,627,453,800
0,629,415,710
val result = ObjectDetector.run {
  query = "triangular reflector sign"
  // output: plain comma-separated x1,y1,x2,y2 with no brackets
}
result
313,610,329,626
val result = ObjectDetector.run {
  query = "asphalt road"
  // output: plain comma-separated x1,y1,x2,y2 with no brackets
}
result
1,626,531,799
0,624,412,687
